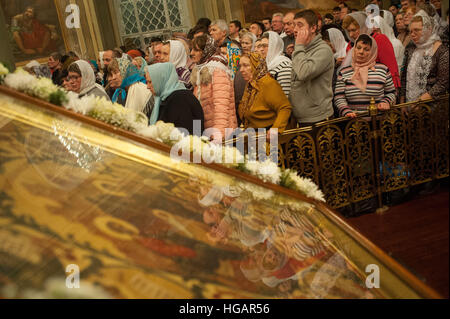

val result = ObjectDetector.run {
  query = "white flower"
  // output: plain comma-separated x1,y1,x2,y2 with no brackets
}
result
289,172,325,202
138,125,160,140
155,121,176,143
3,69,36,92
28,77,59,101
0,63,9,77
222,146,244,167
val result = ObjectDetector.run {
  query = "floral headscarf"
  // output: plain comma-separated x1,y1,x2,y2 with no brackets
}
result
133,56,148,77
112,56,146,103
238,52,269,124
351,35,378,93
198,35,228,67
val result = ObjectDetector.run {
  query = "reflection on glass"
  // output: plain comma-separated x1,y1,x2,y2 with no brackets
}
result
0,91,435,299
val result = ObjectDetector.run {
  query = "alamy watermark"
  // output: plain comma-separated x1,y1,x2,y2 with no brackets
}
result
65,4,80,29
66,264,80,288
365,264,380,289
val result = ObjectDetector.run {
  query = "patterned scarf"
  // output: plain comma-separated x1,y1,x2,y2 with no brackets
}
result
198,36,228,67
238,52,269,126
112,57,146,103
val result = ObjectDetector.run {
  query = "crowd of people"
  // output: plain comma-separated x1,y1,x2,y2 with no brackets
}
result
24,0,449,142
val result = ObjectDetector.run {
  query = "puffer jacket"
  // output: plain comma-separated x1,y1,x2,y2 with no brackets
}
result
192,65,238,140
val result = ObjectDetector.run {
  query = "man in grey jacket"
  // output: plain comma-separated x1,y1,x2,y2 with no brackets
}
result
289,9,335,126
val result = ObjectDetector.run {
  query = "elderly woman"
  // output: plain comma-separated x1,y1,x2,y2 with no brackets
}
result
209,19,241,78
190,34,237,141
400,11,449,102
160,40,193,90
238,52,292,137
259,31,292,97
342,12,401,88
334,35,397,117
239,31,257,55
145,63,204,135
67,60,110,99
107,56,153,117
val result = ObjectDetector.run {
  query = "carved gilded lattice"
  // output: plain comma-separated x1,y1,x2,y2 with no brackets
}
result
316,126,349,208
345,119,376,202
433,99,449,178
285,132,319,184
407,104,434,185
380,109,409,192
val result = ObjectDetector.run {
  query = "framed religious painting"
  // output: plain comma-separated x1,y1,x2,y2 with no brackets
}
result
242,0,364,24
0,0,69,67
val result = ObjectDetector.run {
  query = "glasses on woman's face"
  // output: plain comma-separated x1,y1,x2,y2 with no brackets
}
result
67,75,81,82
256,43,269,49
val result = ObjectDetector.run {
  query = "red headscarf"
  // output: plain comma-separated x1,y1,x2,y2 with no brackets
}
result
127,49,142,59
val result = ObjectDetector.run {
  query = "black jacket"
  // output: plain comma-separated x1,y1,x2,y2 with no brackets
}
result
158,90,205,136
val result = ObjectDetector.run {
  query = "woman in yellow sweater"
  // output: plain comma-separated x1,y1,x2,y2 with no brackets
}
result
238,52,292,140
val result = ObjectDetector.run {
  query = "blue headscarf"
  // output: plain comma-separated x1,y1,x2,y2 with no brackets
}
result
145,63,186,125
111,57,146,103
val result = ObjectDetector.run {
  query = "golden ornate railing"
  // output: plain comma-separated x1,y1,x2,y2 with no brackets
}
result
226,96,449,214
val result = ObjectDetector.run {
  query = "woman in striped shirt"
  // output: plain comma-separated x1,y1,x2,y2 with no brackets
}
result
257,31,292,97
334,34,397,118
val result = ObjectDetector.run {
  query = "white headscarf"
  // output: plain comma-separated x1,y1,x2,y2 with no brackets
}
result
99,51,105,70
375,16,405,72
345,12,370,43
327,28,348,59
406,10,441,102
265,31,291,71
74,60,107,97
382,10,395,28
168,40,188,69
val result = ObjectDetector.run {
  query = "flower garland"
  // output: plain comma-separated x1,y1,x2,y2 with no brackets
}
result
0,64,325,203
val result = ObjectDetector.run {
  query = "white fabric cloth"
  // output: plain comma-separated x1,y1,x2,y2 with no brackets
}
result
406,10,441,102
168,40,188,70
266,31,291,70
75,60,107,97
382,10,395,28
125,82,152,112
327,28,348,59
375,16,405,72
99,51,105,70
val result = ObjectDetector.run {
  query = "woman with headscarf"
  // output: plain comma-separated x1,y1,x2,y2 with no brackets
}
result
190,34,237,141
238,52,292,137
261,31,292,97
166,40,193,91
145,63,204,135
334,34,397,118
374,16,405,74
342,11,401,89
131,56,148,77
400,11,449,102
67,60,110,100
107,56,153,117
326,28,348,62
